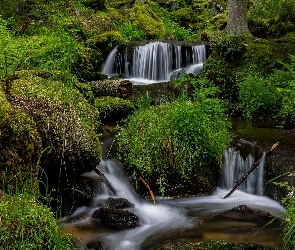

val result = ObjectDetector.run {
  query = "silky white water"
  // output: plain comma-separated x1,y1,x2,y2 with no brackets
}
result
101,41,206,84
61,156,284,250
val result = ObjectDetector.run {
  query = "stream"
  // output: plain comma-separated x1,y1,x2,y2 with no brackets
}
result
59,118,291,249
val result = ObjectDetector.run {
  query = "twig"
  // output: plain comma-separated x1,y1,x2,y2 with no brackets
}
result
223,142,279,199
139,177,156,205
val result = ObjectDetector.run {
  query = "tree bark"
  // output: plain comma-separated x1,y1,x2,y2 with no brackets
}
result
227,0,249,35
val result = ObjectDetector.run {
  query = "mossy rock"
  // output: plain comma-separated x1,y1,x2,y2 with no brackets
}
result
90,79,133,99
273,32,295,44
106,0,135,9
8,94,101,209
94,96,135,123
0,88,41,195
87,31,123,54
8,71,102,213
0,192,72,249
72,47,106,82
157,241,276,249
130,3,164,39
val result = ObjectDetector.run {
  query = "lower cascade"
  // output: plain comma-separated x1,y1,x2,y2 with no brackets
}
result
102,41,206,83
61,152,284,250
220,147,265,195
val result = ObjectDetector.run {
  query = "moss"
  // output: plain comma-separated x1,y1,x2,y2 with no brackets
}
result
272,32,295,44
130,3,164,39
0,192,73,249
87,31,123,53
240,38,280,74
94,96,134,123
0,87,41,195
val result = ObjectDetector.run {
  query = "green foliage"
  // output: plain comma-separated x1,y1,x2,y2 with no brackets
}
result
119,21,147,42
94,96,134,123
116,88,231,195
248,0,295,38
238,73,282,120
273,178,295,249
238,54,295,126
0,191,73,249
199,57,238,104
162,18,193,40
0,0,49,33
21,31,84,71
274,55,295,128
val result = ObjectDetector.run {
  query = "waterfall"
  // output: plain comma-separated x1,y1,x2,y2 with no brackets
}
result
220,147,265,195
102,41,206,82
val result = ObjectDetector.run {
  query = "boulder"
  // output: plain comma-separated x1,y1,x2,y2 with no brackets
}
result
105,198,134,209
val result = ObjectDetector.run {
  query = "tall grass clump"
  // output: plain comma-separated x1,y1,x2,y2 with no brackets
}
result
116,87,231,195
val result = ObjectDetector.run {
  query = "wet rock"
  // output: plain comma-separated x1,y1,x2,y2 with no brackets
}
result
89,79,133,99
231,205,274,218
86,241,104,250
92,207,140,229
105,198,134,209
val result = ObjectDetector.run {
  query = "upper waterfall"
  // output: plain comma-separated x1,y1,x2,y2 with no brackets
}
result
102,41,206,83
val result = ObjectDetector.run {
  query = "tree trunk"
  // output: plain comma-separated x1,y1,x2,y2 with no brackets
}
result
227,0,249,35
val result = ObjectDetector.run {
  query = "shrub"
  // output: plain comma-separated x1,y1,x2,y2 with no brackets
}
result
238,73,282,120
0,191,73,249
116,88,231,195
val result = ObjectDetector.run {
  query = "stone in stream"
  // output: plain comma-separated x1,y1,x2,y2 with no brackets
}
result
92,207,140,229
231,205,274,218
105,197,134,209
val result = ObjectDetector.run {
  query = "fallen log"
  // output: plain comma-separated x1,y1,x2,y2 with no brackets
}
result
223,142,279,199
93,168,117,195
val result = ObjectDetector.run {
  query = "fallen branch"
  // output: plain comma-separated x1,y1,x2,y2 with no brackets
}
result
139,177,156,205
93,168,117,195
223,142,279,199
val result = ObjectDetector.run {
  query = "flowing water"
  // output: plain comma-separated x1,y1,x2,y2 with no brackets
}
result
101,41,206,84
61,153,285,250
